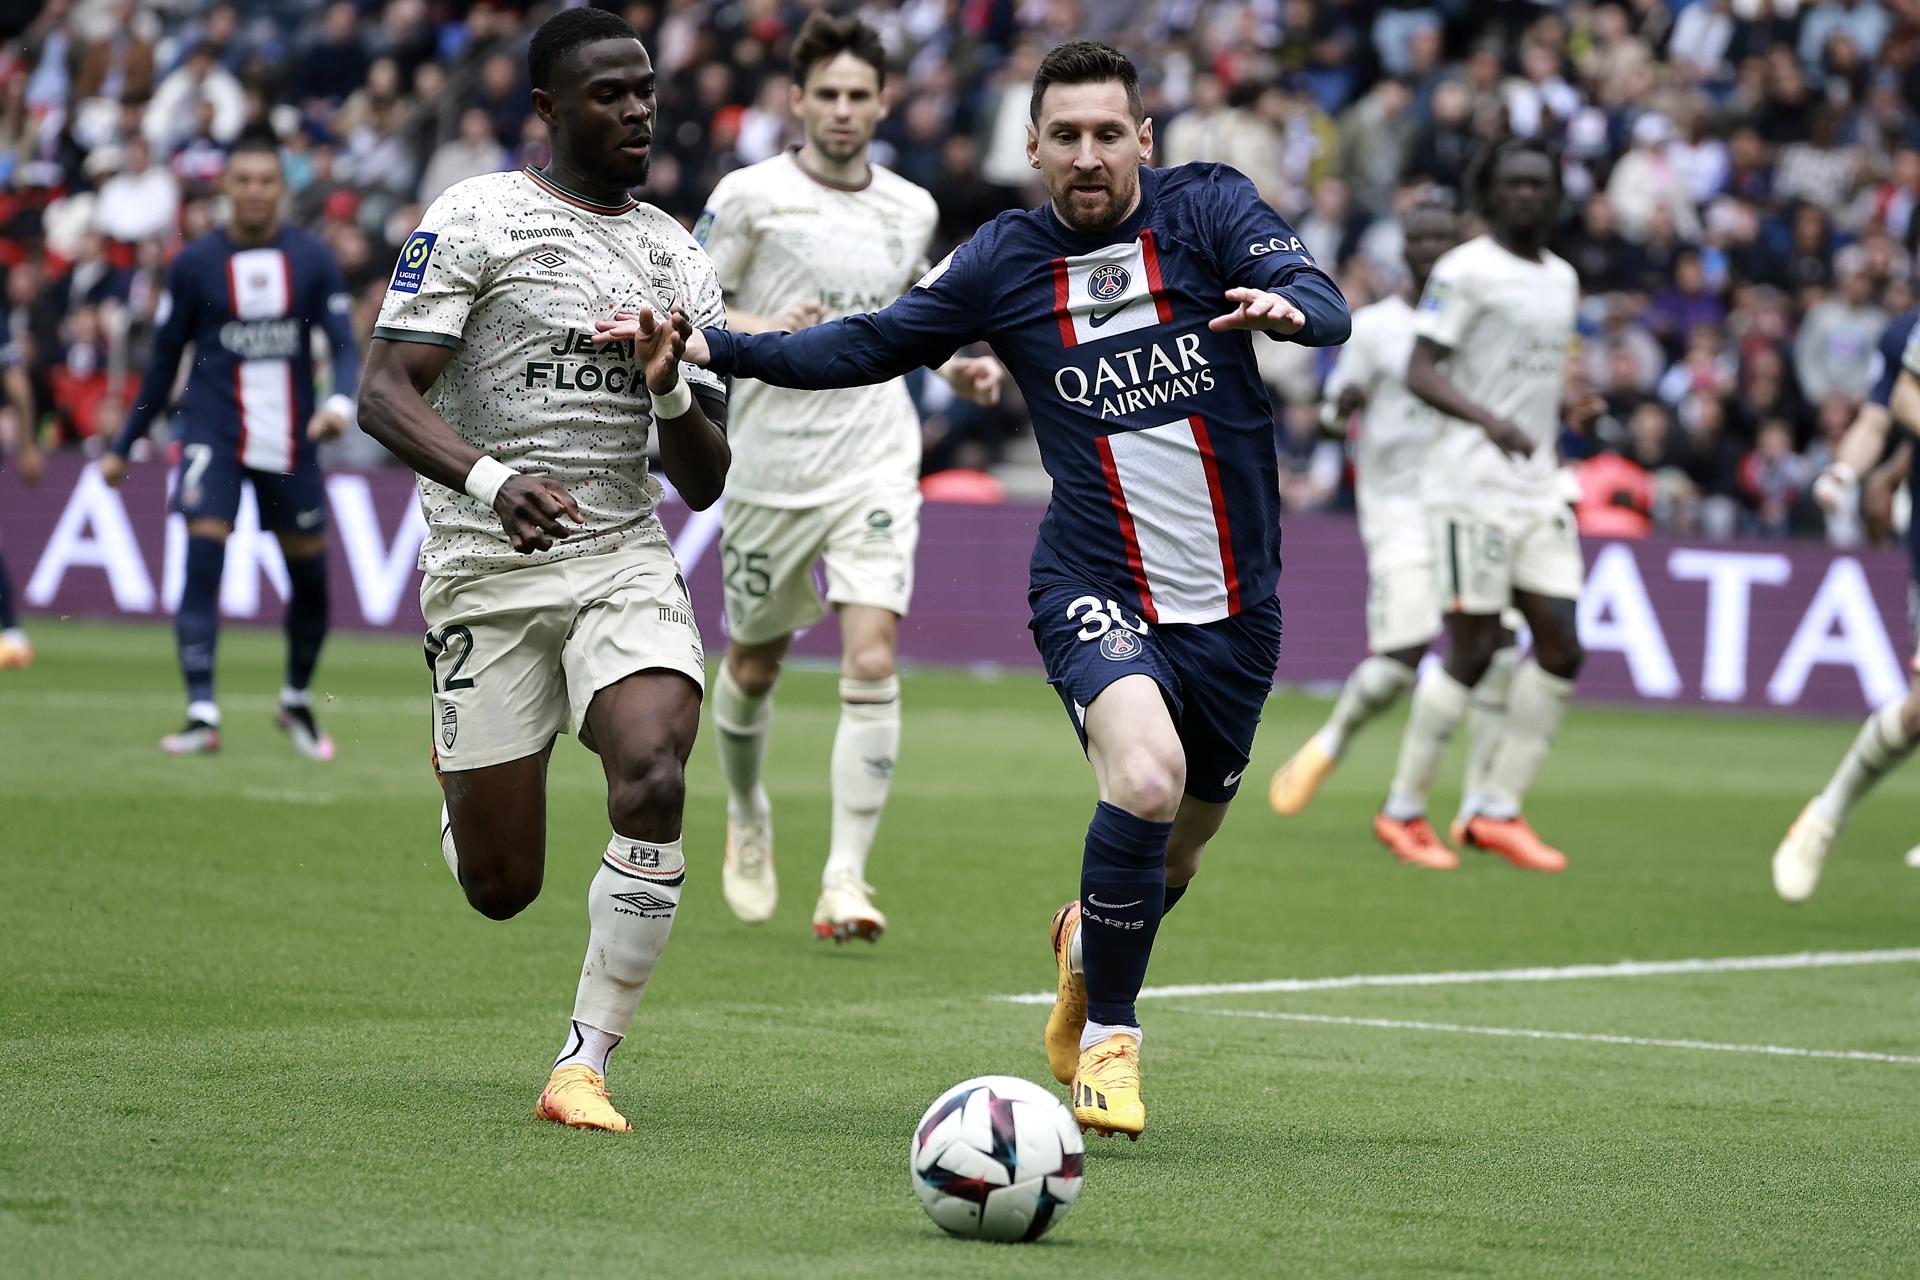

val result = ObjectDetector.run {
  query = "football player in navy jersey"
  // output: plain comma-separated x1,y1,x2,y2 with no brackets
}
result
102,132,359,759
1772,309,1920,900
608,41,1349,1139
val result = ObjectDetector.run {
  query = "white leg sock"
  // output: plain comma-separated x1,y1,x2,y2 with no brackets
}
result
1814,702,1919,826
1459,645,1520,818
1480,662,1574,820
1384,669,1472,821
1314,655,1417,758
712,662,772,823
1081,1019,1143,1051
823,676,900,885
561,835,685,1070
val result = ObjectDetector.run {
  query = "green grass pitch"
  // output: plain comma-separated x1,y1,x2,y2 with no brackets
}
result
3,619,1918,1277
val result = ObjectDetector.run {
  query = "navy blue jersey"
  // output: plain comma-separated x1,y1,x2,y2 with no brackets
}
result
703,163,1349,624
1867,308,1920,578
113,226,359,474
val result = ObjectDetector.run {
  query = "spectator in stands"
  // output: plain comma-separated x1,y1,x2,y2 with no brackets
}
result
1794,266,1886,405
143,41,245,153
419,106,507,207
1740,420,1816,536
92,137,177,246
297,1,370,108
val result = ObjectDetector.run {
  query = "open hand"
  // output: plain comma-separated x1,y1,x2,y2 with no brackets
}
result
1481,416,1534,459
306,407,348,443
495,473,583,554
1209,287,1305,335
593,307,711,367
774,299,828,331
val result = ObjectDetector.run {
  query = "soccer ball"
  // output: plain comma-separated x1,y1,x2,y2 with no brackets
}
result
910,1074,1084,1243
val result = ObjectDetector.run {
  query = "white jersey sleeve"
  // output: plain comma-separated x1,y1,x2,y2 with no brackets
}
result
375,186,495,345
1322,308,1379,403
694,171,757,297
1412,249,1477,353
666,220,728,401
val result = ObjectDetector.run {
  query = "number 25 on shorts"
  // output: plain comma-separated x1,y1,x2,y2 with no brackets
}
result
722,544,771,598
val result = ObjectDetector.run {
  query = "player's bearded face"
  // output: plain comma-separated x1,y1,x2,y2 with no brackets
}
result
795,54,884,164
1030,84,1150,234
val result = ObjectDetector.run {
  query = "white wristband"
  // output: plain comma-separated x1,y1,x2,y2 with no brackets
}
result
651,373,693,420
463,455,516,508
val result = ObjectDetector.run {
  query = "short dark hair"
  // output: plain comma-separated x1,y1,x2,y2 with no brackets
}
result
790,12,887,89
227,129,281,165
528,7,641,93
1467,137,1563,218
1030,40,1144,124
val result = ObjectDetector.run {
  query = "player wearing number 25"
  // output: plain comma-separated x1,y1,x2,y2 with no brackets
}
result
647,41,1349,1141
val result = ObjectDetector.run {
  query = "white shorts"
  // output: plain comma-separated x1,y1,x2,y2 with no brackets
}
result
420,542,706,772
1363,542,1442,654
719,483,921,646
1429,503,1585,615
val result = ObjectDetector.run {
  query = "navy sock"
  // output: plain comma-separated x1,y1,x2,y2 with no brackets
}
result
1161,881,1190,914
1080,800,1173,1027
177,536,225,709
0,551,16,630
283,553,329,693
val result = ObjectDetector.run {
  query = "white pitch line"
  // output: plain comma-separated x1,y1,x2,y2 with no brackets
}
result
991,947,1920,1005
1180,1007,1920,1067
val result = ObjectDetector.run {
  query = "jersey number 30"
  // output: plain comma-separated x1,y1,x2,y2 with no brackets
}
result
1067,596,1148,642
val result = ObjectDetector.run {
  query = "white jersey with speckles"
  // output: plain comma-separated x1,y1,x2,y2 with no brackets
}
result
375,168,727,576
696,152,936,507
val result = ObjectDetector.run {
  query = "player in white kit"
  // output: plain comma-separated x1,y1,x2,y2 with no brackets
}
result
356,10,729,1133
694,13,1004,942
1267,202,1521,868
1372,140,1586,873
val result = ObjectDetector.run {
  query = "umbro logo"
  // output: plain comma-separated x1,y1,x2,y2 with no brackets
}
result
611,889,676,918
529,250,567,269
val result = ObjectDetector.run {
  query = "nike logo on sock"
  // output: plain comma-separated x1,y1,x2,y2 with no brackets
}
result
1087,894,1144,910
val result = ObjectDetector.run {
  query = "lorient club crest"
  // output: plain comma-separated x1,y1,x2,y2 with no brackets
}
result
1088,262,1131,302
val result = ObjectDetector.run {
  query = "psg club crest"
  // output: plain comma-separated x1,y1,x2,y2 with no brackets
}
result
1099,629,1143,662
1088,262,1131,302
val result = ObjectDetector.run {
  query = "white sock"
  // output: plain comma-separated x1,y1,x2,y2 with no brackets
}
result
439,802,459,881
1383,669,1471,820
553,1019,622,1076
1069,921,1083,974
279,684,310,708
188,699,221,727
1480,662,1574,820
711,662,772,823
1314,655,1416,758
823,676,900,885
565,835,685,1062
1813,702,1918,826
1080,1019,1142,1052
1459,645,1520,818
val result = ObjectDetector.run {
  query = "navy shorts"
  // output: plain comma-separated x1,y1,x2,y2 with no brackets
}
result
174,447,327,534
1028,580,1283,804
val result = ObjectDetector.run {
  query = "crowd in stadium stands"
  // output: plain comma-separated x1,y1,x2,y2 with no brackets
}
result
2,0,1916,545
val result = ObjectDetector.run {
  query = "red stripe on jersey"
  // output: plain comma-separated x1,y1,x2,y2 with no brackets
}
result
1188,415,1241,614
1051,259,1076,349
1140,229,1174,324
1095,433,1157,624
226,259,246,461
279,255,294,315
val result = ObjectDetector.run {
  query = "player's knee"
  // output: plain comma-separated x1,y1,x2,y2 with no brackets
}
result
1107,752,1184,821
186,519,232,543
608,748,686,833
1445,642,1495,687
842,641,895,684
462,867,542,920
727,649,782,697
1535,630,1584,680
